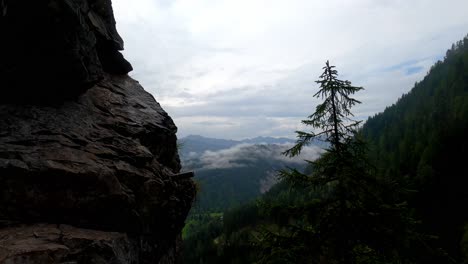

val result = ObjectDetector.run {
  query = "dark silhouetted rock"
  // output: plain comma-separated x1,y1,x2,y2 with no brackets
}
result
0,0,133,102
0,224,138,264
0,0,195,263
0,75,195,263
0,224,183,264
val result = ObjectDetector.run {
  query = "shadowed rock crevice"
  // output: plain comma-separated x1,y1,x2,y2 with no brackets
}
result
0,0,133,103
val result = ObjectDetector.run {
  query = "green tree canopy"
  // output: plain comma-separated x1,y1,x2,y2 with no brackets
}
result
257,61,422,264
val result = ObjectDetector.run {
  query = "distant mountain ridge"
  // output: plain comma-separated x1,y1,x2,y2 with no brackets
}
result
179,134,327,158
178,135,296,157
179,135,324,212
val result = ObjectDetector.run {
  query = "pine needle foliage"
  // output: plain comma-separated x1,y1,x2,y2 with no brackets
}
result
256,61,424,264
284,60,363,158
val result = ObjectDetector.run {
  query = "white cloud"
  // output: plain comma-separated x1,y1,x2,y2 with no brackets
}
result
185,143,324,170
113,0,468,139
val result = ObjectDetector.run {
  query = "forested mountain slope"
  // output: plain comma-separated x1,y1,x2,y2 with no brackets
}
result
362,34,468,260
180,136,323,212
181,35,468,264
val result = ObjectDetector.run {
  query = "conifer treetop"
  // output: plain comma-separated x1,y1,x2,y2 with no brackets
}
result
285,60,363,157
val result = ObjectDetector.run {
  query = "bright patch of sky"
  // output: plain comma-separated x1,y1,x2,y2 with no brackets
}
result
113,0,468,139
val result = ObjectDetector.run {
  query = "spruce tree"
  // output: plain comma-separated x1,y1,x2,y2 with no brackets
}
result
284,60,363,158
257,61,421,264
283,61,367,263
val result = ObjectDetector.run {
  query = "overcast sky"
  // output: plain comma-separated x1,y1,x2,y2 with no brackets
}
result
113,0,468,140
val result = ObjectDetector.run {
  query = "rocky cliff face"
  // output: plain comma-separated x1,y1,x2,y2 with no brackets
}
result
0,1,195,263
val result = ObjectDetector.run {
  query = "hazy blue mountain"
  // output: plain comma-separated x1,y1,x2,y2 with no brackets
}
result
178,135,296,159
178,135,328,159
179,136,323,213
240,136,296,145
179,135,240,156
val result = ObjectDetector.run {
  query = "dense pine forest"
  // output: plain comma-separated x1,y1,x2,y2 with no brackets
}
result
362,35,468,262
181,35,468,264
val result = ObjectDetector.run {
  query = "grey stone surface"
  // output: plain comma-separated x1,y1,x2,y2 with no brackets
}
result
0,1,195,263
